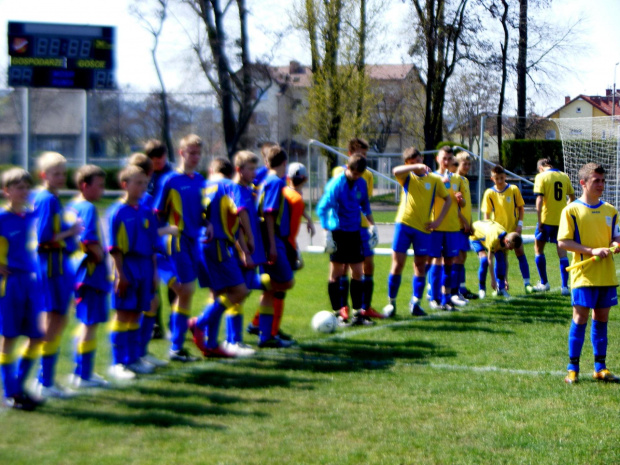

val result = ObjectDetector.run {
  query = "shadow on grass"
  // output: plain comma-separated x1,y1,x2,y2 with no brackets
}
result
482,294,570,325
390,314,514,335
180,367,312,391
120,398,269,418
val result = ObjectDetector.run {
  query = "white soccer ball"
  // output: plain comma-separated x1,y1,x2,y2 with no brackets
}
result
311,311,338,333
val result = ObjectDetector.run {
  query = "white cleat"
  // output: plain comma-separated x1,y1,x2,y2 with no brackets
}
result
127,360,156,375
141,354,168,368
31,380,76,399
69,373,109,389
382,299,397,318
429,300,442,310
222,341,256,357
478,290,486,299
561,286,570,296
107,364,136,381
533,282,550,292
450,295,467,307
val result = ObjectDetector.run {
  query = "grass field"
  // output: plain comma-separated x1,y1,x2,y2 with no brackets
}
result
2,239,620,464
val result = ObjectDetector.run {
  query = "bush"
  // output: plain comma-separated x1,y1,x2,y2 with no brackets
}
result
501,140,564,174
435,141,469,152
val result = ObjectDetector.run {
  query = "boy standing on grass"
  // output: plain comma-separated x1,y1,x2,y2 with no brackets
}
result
481,165,533,295
0,169,46,410
317,154,376,326
382,147,451,317
32,151,81,399
558,162,620,384
67,165,110,388
154,134,208,362
107,166,159,380
469,220,522,298
533,158,575,295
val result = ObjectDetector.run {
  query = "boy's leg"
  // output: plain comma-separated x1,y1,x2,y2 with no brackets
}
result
495,251,507,291
592,305,615,380
74,324,98,381
38,311,67,389
566,304,590,383
557,245,570,293
169,281,195,353
0,337,17,400
384,251,406,317
515,245,533,292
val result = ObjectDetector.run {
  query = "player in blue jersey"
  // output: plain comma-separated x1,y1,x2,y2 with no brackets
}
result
189,158,253,357
66,165,111,388
0,169,46,410
108,166,160,380
32,151,81,399
145,139,174,339
317,154,376,326
253,141,278,187
154,134,209,362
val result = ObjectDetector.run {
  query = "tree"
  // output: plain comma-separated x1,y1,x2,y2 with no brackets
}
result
130,0,175,160
183,0,273,158
515,0,527,140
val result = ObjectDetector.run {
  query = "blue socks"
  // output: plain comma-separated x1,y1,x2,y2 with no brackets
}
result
388,274,402,300
559,257,570,288
592,320,608,372
535,254,548,284
517,254,530,281
567,321,587,372
478,256,489,291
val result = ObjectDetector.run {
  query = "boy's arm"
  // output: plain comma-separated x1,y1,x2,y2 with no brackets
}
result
427,194,452,231
110,250,129,297
558,239,614,259
516,205,525,234
488,251,497,290
302,210,316,237
85,242,104,264
237,209,255,255
393,163,429,178
264,212,277,263
535,195,543,225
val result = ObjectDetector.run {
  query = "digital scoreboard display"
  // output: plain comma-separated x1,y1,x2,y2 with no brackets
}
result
8,21,116,90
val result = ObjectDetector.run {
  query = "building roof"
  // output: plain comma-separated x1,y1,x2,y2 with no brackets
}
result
548,93,620,117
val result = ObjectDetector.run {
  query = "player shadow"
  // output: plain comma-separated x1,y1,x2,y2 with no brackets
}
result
390,314,514,335
131,385,276,405
119,397,269,418
484,294,569,324
180,367,313,391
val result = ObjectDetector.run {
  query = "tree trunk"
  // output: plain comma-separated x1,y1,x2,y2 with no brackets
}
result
496,0,509,164
515,0,527,140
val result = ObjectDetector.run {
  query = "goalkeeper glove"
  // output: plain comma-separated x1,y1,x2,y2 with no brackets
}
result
368,225,379,249
325,230,337,254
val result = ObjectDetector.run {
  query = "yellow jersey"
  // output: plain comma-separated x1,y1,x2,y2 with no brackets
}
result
432,171,463,232
332,166,373,227
558,199,620,288
481,184,524,232
470,220,507,253
533,168,574,226
395,171,448,233
460,175,472,227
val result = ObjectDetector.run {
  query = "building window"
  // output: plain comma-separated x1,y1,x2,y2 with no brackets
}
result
569,129,582,136
576,107,582,113
545,130,556,140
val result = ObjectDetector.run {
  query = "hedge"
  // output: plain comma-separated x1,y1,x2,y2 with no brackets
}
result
500,139,564,174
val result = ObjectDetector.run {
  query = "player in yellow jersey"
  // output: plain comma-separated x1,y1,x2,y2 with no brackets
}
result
469,220,522,298
532,158,575,295
481,165,533,295
427,146,467,311
382,147,451,317
558,162,620,384
330,138,382,321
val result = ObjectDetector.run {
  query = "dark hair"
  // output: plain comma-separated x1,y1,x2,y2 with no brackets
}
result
128,152,154,175
491,165,506,176
210,157,234,178
347,153,367,173
348,137,369,154
144,139,167,159
265,145,288,169
578,162,605,182
75,164,106,188
402,146,422,163
537,158,553,170
439,145,453,154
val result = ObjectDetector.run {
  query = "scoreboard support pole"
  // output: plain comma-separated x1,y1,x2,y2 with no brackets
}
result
79,90,87,166
20,88,29,171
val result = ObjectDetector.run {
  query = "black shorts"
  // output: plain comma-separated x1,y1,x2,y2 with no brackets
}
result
330,230,364,264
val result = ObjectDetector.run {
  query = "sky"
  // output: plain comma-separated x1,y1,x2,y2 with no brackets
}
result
1,0,620,114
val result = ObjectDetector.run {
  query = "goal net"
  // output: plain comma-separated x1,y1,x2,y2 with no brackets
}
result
553,116,620,207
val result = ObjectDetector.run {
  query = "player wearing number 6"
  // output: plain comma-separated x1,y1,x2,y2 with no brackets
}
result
532,159,575,295
558,163,620,384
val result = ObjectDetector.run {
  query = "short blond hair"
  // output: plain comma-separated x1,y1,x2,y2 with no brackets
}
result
118,165,146,186
234,150,259,168
128,152,153,175
179,134,202,151
455,152,472,164
2,167,32,188
37,151,66,173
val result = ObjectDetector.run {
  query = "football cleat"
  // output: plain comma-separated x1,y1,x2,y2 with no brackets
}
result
349,312,375,326
429,300,442,310
107,364,137,381
564,370,578,384
188,317,207,354
141,354,168,367
360,307,386,319
382,300,396,318
443,302,456,312
462,289,479,300
168,348,200,363
31,381,76,399
202,345,236,358
222,341,256,357
258,336,296,349
478,290,486,299
496,289,510,298
246,322,260,336
561,286,570,296
338,306,350,322
533,282,550,292
593,368,620,383
409,302,427,317
276,329,294,341
127,360,156,375
2,393,37,411
450,295,467,307
524,284,534,294
69,373,109,389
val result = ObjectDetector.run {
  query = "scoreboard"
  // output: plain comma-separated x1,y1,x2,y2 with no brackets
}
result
8,21,116,90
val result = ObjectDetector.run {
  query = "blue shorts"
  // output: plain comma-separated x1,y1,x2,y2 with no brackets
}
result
38,257,75,315
392,223,432,256
535,224,559,244
167,235,209,284
470,240,486,254
263,237,294,284
456,230,471,252
156,253,176,287
112,256,154,312
75,285,109,325
0,272,44,339
572,286,618,309
360,227,374,258
429,231,460,258
201,240,245,292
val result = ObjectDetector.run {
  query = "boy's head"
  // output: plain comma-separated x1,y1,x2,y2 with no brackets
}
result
504,232,523,250
209,157,234,179
179,134,203,171
448,158,459,174
37,151,67,189
402,146,422,165
436,146,454,170
128,152,154,177
119,165,148,200
345,153,367,181
455,152,472,175
578,162,606,197
260,142,278,164
144,139,168,171
490,165,507,186
2,168,32,207
348,137,369,157
287,162,308,187
537,158,553,172
75,165,106,202
265,144,288,169
233,150,259,184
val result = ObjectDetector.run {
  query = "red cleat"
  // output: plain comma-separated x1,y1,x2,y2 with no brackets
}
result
359,307,386,319
338,306,350,322
202,345,235,358
188,317,206,354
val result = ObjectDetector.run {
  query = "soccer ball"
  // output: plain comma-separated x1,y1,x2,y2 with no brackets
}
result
311,311,338,333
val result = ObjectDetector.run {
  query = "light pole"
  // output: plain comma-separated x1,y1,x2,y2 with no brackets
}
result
613,62,619,117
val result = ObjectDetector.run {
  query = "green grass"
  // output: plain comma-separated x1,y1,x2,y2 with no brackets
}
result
3,240,620,464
